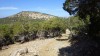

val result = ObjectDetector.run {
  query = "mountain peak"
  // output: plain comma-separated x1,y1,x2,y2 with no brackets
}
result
8,11,55,20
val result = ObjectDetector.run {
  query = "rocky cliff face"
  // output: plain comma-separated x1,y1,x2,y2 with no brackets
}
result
8,11,55,20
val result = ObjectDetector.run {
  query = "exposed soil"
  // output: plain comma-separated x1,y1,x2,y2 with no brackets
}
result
0,34,70,56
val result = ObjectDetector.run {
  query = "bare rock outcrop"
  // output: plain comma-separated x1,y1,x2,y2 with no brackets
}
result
10,47,28,56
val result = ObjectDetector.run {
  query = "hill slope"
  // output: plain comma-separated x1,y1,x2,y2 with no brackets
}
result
0,11,56,24
8,11,55,20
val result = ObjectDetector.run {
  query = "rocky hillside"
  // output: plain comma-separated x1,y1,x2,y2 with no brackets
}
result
0,11,57,24
8,11,55,20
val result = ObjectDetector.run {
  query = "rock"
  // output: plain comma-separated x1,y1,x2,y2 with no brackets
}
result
28,33,37,40
66,29,71,35
2,46,9,50
18,47,28,55
14,35,29,44
10,47,28,56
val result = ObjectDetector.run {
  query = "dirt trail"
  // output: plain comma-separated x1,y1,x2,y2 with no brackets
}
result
39,38,70,56
0,34,70,56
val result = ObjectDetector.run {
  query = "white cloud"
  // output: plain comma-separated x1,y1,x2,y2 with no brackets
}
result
0,7,18,10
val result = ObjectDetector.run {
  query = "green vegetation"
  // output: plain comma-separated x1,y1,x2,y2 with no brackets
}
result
0,15,85,49
0,16,83,36
60,0,100,56
0,18,62,44
0,16,85,38
63,0,100,40
64,16,86,33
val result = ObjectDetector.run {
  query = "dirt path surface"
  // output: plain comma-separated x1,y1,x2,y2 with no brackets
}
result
0,34,70,56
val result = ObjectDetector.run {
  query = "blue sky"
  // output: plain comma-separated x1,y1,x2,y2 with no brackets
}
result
0,0,70,18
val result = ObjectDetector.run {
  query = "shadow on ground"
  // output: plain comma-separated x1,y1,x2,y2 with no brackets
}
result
56,39,68,41
58,34,100,56
59,40,100,56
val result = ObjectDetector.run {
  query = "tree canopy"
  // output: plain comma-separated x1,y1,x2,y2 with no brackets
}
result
63,0,100,18
63,0,100,39
61,1,100,56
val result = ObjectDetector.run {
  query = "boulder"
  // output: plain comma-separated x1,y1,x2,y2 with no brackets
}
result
28,33,37,40
10,47,28,56
14,35,29,43
13,35,20,42
66,29,71,35
37,31,45,37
